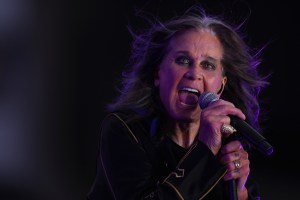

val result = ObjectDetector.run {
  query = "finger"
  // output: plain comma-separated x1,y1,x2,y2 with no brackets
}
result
219,140,243,156
219,150,241,164
239,149,249,160
204,99,246,120
201,110,231,126
223,159,250,181
219,146,249,166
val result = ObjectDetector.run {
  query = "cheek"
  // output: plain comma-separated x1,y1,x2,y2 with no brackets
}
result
206,76,224,91
158,68,183,98
159,67,183,86
159,72,175,94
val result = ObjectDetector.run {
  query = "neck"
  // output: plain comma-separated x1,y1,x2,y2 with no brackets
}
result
168,122,199,148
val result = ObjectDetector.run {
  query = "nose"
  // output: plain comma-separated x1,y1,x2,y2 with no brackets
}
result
184,67,203,80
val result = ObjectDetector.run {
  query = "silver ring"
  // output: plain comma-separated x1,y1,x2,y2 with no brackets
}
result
220,124,237,135
233,160,241,170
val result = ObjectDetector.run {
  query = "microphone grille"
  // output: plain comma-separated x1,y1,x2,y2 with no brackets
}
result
198,91,219,109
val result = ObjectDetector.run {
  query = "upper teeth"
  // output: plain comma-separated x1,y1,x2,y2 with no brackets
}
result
181,87,199,94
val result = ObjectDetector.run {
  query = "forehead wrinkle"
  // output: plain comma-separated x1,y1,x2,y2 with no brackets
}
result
193,39,221,58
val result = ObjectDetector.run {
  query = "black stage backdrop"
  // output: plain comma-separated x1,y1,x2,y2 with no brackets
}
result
0,0,299,199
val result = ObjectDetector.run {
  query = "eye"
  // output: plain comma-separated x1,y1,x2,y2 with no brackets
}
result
175,56,191,66
201,60,216,71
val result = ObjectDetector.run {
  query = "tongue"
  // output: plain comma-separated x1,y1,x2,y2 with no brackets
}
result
178,91,198,106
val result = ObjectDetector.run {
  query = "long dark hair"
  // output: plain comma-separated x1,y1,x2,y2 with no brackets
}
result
107,5,270,131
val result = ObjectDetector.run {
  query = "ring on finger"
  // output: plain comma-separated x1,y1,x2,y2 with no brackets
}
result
233,160,241,170
220,124,237,135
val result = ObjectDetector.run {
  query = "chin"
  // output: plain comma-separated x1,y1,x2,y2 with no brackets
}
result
174,109,200,122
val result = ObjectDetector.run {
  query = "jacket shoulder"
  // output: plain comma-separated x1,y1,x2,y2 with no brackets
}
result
101,110,151,144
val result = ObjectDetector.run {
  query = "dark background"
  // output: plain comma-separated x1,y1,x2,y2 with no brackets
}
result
0,0,299,199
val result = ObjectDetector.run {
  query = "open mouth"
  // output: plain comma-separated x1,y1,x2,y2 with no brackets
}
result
178,88,200,106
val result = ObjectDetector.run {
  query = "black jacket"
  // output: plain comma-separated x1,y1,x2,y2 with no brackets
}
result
87,111,260,200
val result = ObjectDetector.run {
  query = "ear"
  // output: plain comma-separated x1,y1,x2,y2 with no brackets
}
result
223,76,227,86
217,77,227,95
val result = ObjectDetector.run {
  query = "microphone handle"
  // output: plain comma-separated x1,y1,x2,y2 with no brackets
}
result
223,133,238,200
228,179,238,200
229,115,273,156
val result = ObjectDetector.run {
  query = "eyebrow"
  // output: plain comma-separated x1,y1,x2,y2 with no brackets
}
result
175,50,220,63
202,56,219,64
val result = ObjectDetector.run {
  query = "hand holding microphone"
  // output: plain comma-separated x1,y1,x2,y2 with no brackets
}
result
198,91,273,156
197,91,247,155
197,93,248,199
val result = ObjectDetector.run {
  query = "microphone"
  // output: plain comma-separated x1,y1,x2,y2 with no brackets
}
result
198,91,273,156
